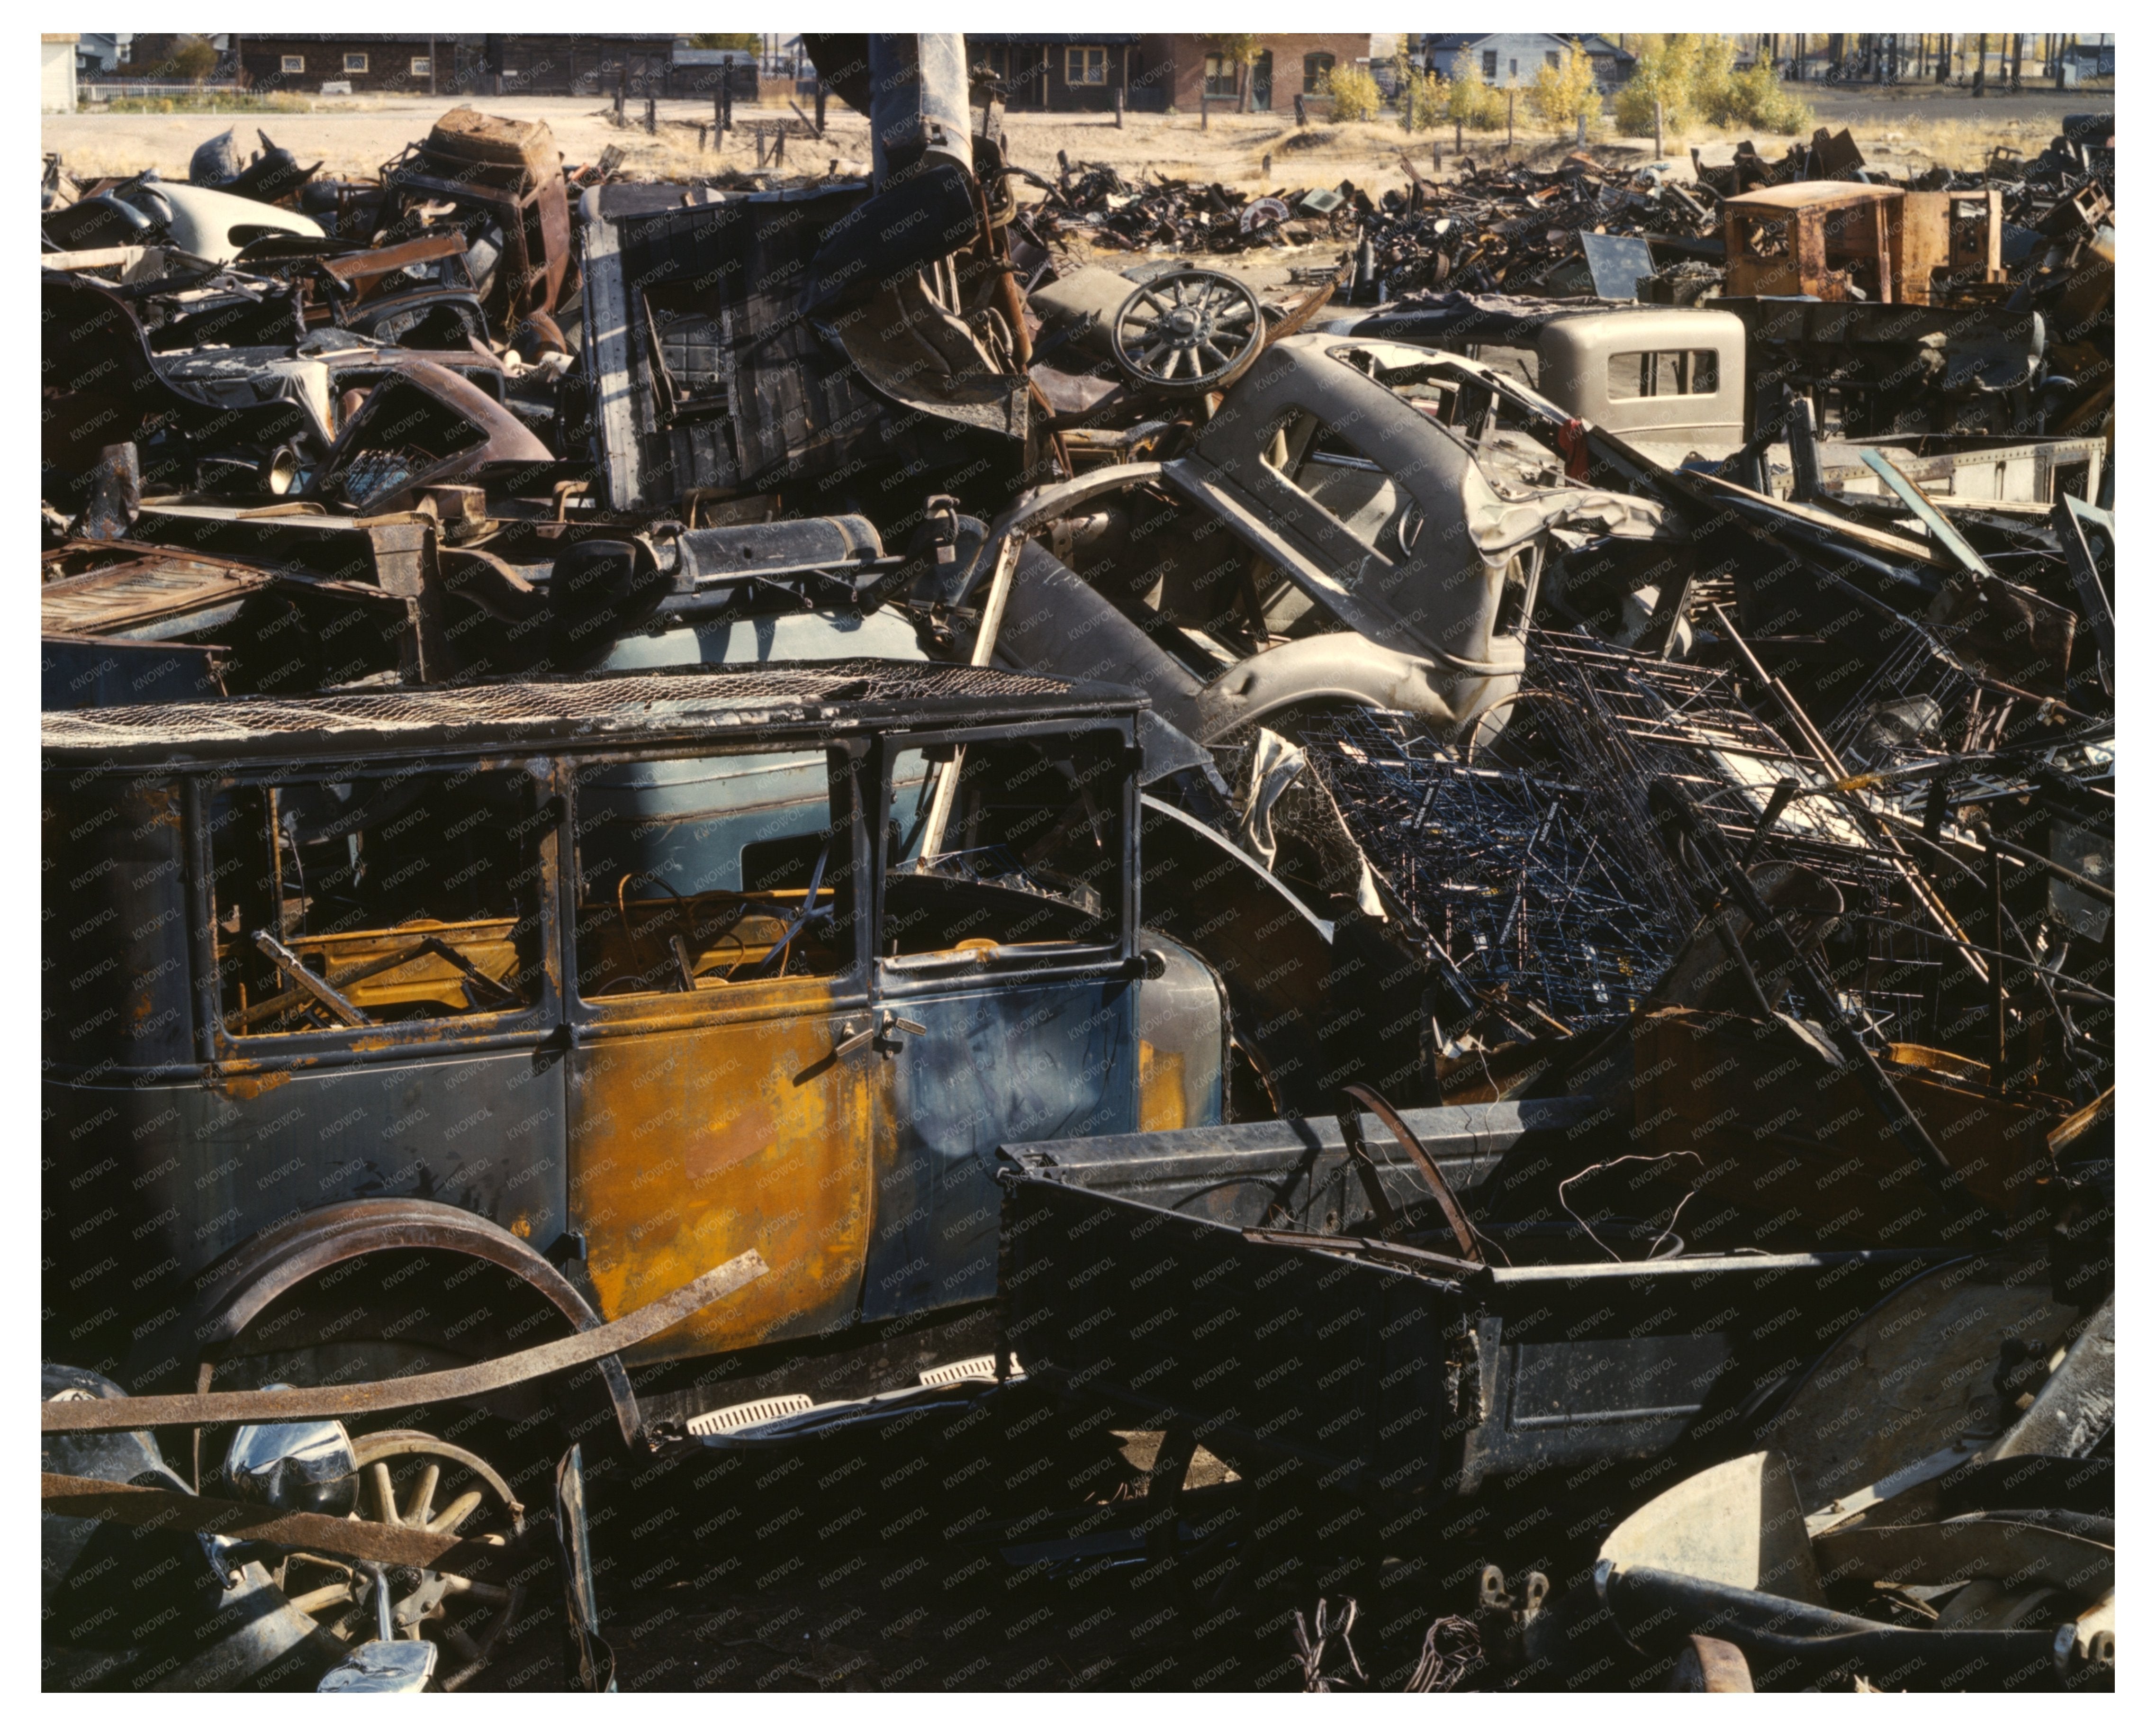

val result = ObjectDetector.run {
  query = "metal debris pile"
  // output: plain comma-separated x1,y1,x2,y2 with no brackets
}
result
1017,160,1366,254
39,36,2115,1696
1298,703,1687,1035
1087,115,2127,308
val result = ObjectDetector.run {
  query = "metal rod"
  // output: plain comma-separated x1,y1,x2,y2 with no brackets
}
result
1843,914,2111,1001
1710,603,1989,986
1991,850,2009,1075
1649,779,1985,1225
252,931,369,1027
44,1251,768,1433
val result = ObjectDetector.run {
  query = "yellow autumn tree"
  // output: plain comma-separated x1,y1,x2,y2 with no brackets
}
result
1321,62,1384,123
1444,50,1506,129
1398,66,1448,132
1527,44,1602,134
1614,33,1702,136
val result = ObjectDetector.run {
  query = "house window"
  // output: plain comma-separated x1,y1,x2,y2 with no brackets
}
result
1203,54,1238,99
411,56,431,78
1065,45,1106,85
281,54,305,74
343,53,369,74
1303,52,1334,94
1482,49,1498,80
1547,50,1562,70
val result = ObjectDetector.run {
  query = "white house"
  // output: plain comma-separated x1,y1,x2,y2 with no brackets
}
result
43,33,79,112
1418,32,1633,91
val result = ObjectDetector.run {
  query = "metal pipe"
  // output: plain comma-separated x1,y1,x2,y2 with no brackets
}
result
1990,850,2009,1075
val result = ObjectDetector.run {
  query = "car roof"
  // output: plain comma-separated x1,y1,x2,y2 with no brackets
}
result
42,660,1144,772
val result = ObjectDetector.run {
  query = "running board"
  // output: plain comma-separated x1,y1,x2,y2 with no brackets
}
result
684,1355,1018,1444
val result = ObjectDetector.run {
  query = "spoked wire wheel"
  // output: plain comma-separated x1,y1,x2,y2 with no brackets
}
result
280,1428,526,1691
1111,269,1265,395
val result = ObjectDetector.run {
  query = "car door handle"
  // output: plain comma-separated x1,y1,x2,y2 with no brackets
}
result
835,1010,927,1060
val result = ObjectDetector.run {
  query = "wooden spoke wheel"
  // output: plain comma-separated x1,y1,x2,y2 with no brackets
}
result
280,1429,525,1692
1111,269,1265,396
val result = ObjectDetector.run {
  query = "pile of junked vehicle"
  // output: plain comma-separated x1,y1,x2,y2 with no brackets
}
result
42,35,2111,1694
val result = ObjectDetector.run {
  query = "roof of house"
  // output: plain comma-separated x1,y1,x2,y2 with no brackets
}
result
1420,32,1631,62
968,34,1143,47
1420,34,1566,56
247,32,679,45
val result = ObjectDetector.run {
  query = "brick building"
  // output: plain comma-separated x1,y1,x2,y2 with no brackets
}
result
238,33,681,97
968,35,1141,112
1132,34,1376,113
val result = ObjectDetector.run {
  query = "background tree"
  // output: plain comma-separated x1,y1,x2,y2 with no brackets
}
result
1526,45,1600,135
1443,50,1506,130
1613,34,1701,136
172,35,218,86
1398,66,1447,133
689,34,759,52
1215,34,1262,112
1320,63,1384,124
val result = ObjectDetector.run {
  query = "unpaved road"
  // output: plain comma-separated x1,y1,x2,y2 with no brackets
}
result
45,81,2109,187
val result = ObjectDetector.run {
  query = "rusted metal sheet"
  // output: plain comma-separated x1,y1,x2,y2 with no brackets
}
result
42,540,276,634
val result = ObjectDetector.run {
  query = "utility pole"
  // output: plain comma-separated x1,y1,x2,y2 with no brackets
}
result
1973,35,1986,96
428,34,436,97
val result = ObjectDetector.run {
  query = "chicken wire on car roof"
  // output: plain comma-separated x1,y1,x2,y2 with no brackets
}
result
40,660,1091,755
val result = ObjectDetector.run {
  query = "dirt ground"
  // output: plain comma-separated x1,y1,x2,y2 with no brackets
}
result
45,81,2110,190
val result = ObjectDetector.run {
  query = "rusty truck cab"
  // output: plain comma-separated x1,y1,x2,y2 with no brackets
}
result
43,662,1222,1431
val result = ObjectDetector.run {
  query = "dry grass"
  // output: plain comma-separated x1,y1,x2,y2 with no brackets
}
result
43,89,2093,193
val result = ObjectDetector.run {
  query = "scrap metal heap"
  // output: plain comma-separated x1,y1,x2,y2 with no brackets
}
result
40,36,2113,1694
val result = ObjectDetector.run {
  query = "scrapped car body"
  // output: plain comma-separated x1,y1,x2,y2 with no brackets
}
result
43,663,1223,1429
966,334,1670,743
995,1106,1963,1503
1529,307,1747,462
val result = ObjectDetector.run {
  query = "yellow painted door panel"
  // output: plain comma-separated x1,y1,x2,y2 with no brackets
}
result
568,983,874,1364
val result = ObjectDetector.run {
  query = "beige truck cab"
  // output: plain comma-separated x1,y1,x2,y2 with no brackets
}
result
1533,307,1748,464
